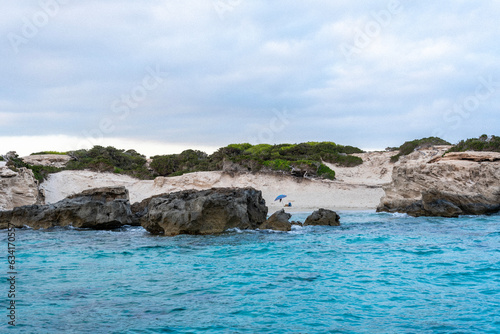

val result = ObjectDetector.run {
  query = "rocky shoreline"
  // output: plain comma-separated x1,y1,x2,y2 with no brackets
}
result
1,146,500,222
377,151,500,217
0,186,340,235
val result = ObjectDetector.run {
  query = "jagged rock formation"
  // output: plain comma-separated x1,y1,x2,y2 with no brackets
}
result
303,208,340,226
0,167,41,211
0,186,132,229
259,209,292,231
21,154,72,168
427,151,500,163
377,151,500,217
140,187,268,236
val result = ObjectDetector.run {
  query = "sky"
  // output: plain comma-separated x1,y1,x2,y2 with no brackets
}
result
1,0,499,157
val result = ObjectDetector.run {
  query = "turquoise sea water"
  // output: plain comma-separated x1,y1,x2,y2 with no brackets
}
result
3,211,500,333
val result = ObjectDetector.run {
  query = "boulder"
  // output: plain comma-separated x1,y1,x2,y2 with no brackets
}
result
0,186,132,230
141,187,267,236
377,155,500,217
304,208,340,226
21,154,72,168
259,209,292,231
0,167,41,211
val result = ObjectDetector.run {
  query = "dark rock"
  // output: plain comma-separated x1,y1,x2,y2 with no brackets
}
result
304,208,340,226
0,186,132,230
140,187,268,236
130,193,165,226
259,209,292,231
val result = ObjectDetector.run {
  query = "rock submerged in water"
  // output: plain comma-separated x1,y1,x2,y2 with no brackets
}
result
259,208,341,231
304,208,340,226
140,187,268,236
0,186,132,230
259,209,292,231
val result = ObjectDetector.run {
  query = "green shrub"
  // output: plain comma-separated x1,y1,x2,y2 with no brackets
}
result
150,149,211,177
447,134,500,153
317,164,336,180
244,144,274,159
29,165,64,182
227,143,252,151
66,146,152,179
322,153,363,167
391,137,451,162
263,159,292,171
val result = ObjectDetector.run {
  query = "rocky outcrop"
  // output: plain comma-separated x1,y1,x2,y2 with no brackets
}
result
0,186,132,230
140,187,268,236
377,152,500,217
304,208,340,226
21,154,72,168
0,167,41,211
259,209,292,231
427,151,500,163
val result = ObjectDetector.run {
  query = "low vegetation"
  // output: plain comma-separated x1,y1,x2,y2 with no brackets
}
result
149,150,214,177
30,151,68,155
149,142,362,180
446,134,500,153
5,141,366,182
66,146,152,179
390,137,451,162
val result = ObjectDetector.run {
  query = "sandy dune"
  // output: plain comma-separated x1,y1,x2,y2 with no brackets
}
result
41,151,399,212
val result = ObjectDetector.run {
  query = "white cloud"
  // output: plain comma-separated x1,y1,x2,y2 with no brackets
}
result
1,0,499,151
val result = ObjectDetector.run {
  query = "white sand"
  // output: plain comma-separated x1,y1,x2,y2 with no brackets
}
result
41,151,398,212
41,170,385,211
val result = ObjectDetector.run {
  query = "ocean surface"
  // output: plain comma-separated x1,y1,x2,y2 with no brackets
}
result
3,211,500,333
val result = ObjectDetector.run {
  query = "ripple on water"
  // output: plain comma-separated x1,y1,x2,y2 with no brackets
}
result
12,211,500,333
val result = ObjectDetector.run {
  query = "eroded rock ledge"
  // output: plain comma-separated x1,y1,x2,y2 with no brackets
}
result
377,151,500,217
0,186,132,230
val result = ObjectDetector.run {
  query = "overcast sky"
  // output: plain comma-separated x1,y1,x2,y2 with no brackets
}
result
1,0,499,156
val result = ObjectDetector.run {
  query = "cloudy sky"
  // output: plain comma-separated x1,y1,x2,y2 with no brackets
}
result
1,0,499,156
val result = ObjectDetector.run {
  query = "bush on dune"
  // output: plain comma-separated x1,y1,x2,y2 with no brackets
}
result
390,137,451,162
150,150,212,177
446,134,500,153
66,146,152,179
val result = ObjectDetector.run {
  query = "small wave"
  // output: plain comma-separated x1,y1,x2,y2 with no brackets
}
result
391,212,410,218
226,227,243,233
256,228,288,233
